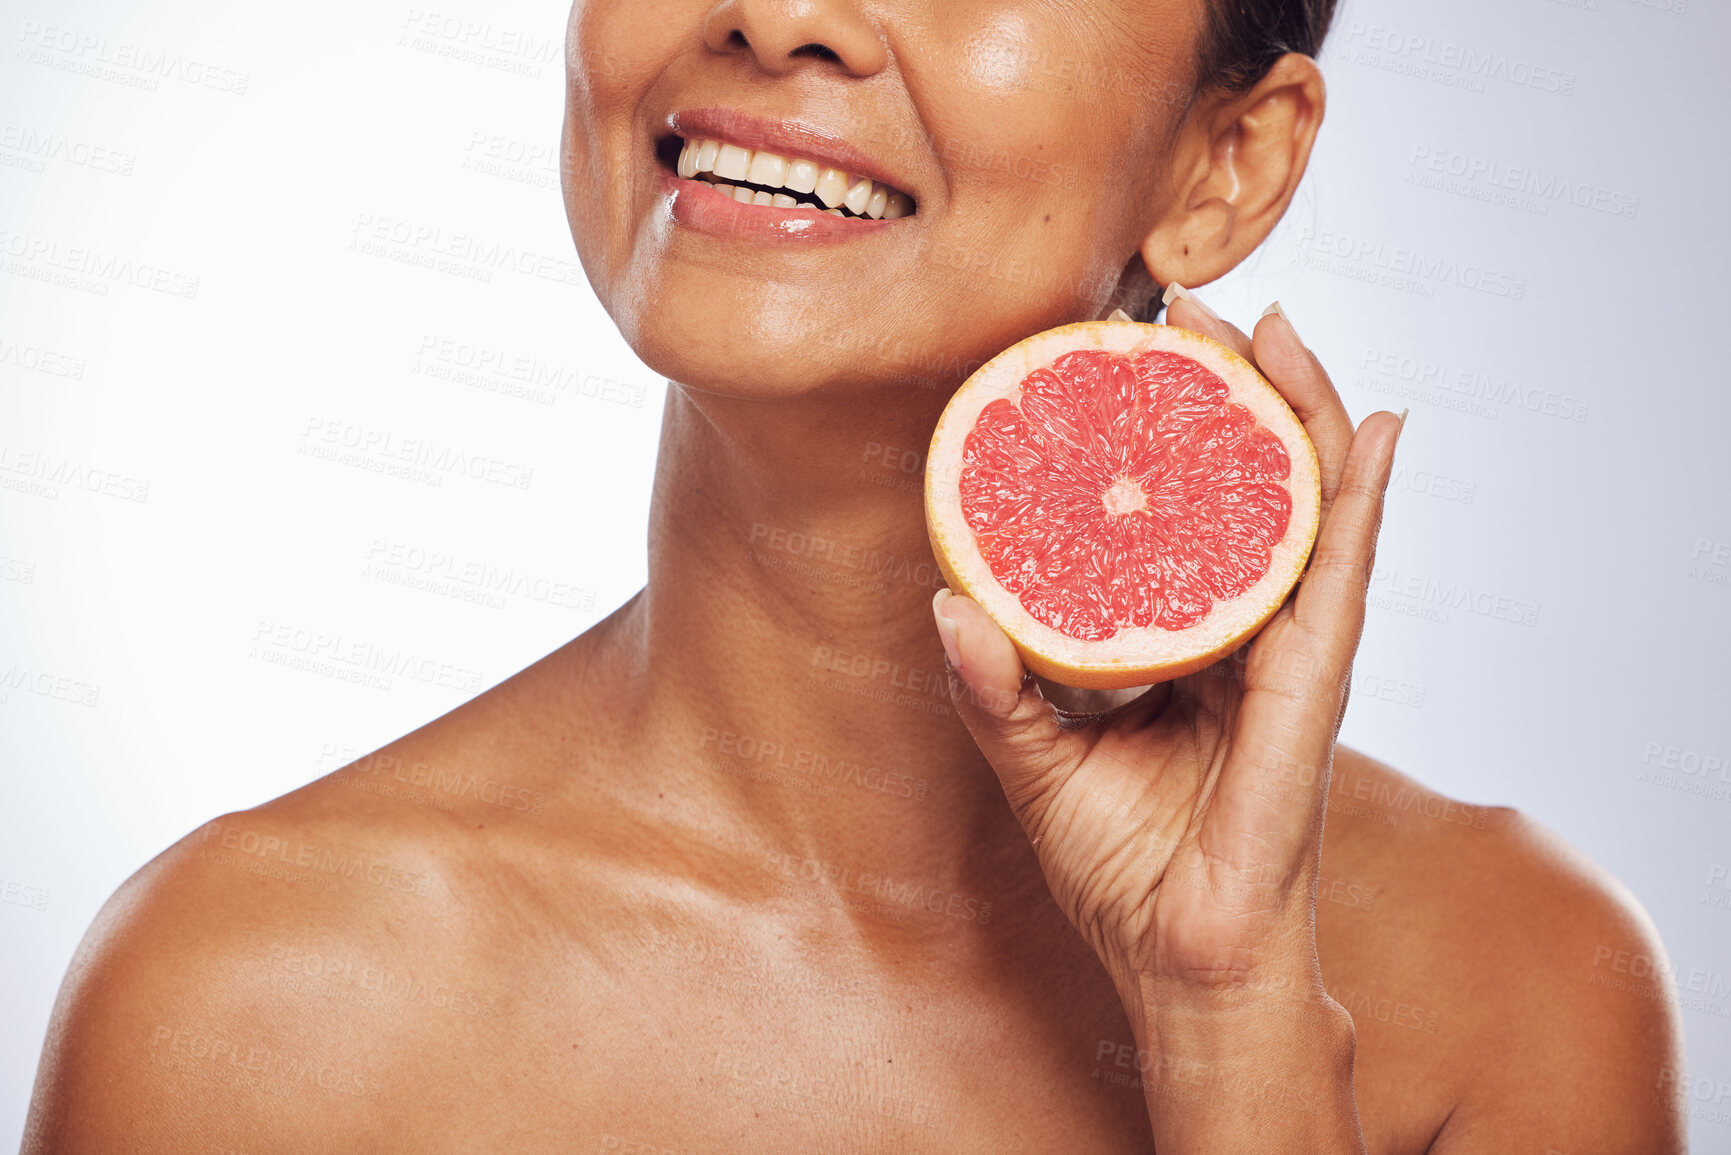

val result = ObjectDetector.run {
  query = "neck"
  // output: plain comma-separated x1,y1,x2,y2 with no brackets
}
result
616,380,1032,899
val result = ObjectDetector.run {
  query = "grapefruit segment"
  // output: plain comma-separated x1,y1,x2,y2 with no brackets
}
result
926,321,1321,689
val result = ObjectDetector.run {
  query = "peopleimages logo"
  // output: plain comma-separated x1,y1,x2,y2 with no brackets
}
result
15,22,251,95
1338,22,1577,96
762,851,993,924
749,522,945,592
0,445,149,503
348,213,585,289
699,726,930,803
248,619,486,694
1293,227,1527,301
300,417,533,490
0,228,200,299
1641,741,1730,783
412,335,648,410
0,665,101,707
0,335,86,380
1355,346,1590,424
362,539,595,612
1408,145,1640,220
0,124,136,176
397,8,560,78
1367,565,1541,628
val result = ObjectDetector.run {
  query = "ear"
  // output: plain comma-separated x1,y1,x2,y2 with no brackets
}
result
1138,54,1326,291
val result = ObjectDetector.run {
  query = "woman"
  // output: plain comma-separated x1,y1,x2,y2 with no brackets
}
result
24,0,1683,1151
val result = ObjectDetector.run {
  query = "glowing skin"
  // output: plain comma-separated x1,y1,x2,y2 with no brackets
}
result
23,2,1684,1153
560,0,1210,399
961,12,1037,91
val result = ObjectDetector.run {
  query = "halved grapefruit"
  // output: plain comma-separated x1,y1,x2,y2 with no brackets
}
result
925,319,1320,689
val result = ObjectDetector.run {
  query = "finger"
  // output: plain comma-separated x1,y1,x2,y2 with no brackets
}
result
1197,415,1402,869
1161,283,1254,363
1251,305,1356,506
932,590,1090,820
1291,409,1404,671
1163,288,1354,509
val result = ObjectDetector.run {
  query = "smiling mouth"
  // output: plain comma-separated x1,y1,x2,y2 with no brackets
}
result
667,135,914,220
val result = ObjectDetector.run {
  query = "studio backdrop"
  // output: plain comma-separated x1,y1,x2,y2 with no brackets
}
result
2,0,1728,1147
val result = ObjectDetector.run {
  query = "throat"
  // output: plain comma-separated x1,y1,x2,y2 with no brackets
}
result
620,384,1025,887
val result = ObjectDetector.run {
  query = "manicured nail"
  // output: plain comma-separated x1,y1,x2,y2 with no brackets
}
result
1161,282,1222,322
1388,409,1409,477
1106,307,1134,322
1261,299,1297,330
932,589,962,669
1260,300,1310,352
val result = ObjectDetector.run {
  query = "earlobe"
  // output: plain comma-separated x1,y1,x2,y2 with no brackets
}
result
1136,152,1234,293
1134,54,1325,292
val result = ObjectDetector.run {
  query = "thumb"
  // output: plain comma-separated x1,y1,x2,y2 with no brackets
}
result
932,589,1087,813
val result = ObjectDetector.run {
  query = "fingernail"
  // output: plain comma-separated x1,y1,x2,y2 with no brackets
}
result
1260,299,1299,336
1260,301,1310,352
932,589,962,669
1388,408,1409,480
1106,307,1134,323
1161,282,1222,322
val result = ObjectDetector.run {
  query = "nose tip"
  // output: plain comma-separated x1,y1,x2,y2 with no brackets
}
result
702,0,889,78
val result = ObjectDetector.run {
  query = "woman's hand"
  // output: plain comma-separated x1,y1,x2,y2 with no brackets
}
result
932,291,1401,1151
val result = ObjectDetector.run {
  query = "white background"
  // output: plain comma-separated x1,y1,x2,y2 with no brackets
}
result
2,0,1728,1147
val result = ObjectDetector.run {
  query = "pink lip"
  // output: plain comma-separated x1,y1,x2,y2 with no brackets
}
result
661,171,894,243
666,107,915,200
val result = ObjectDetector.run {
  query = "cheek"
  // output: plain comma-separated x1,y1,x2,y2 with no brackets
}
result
916,17,1148,296
565,2,654,174
561,2,684,297
960,11,1038,92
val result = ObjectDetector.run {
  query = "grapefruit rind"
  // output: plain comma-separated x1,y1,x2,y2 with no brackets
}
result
925,320,1321,690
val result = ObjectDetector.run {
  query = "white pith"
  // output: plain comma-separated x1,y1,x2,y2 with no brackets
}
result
925,321,1322,689
675,136,913,220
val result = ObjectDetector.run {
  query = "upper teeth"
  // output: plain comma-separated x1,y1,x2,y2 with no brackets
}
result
676,136,912,220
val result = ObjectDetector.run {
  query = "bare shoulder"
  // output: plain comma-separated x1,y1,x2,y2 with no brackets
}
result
1319,748,1686,1154
20,643,616,1154
19,809,398,1148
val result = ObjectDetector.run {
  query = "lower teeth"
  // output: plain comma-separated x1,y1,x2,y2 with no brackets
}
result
700,176,856,217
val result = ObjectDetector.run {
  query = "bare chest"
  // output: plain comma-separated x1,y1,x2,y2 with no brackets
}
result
345,935,1155,1153
334,916,1458,1154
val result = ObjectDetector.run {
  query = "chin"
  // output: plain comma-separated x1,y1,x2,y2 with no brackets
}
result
609,264,963,400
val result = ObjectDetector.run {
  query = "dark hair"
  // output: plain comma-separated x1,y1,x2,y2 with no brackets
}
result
1196,0,1339,92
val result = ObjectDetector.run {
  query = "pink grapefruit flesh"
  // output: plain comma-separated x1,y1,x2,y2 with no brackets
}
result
926,320,1320,689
